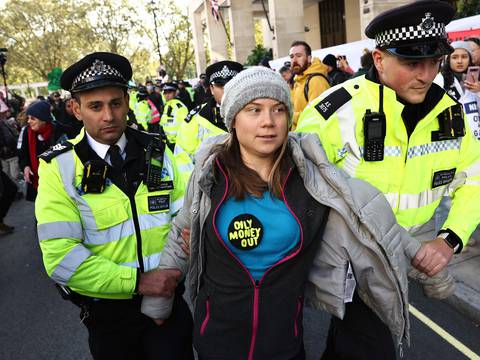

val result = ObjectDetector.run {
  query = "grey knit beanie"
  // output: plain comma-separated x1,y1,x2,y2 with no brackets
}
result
220,66,293,131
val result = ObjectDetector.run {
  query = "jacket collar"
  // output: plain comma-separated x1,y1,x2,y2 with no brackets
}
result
198,97,228,132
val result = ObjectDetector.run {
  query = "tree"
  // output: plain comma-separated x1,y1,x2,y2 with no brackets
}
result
87,0,145,54
244,45,273,67
455,0,480,18
0,0,94,83
151,2,196,80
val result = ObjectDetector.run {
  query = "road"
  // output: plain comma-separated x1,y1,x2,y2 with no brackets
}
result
1,199,479,360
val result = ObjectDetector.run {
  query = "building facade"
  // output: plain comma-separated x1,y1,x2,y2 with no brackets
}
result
189,0,457,75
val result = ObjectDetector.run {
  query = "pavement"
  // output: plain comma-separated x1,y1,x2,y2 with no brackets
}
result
410,220,480,326
444,235,480,324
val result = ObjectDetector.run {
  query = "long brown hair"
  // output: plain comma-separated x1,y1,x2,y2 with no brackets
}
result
213,128,290,200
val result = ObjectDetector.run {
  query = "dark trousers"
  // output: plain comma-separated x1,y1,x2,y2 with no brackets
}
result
0,170,17,222
83,287,194,360
321,293,396,360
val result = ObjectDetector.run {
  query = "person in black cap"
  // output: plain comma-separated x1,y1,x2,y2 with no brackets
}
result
35,52,193,360
193,73,210,106
296,1,480,359
160,82,188,148
173,60,243,183
145,79,164,114
177,80,194,110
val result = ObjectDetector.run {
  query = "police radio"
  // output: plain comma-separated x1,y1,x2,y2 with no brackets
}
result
363,85,386,162
145,138,167,191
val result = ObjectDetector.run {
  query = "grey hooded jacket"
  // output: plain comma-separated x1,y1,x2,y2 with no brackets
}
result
142,133,423,347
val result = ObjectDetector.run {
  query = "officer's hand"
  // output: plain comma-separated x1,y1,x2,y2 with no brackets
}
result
412,237,454,277
181,228,191,256
24,166,34,183
138,268,182,297
153,318,165,326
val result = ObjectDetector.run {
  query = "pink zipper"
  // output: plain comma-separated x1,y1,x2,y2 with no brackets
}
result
212,162,304,360
294,298,302,337
200,298,210,336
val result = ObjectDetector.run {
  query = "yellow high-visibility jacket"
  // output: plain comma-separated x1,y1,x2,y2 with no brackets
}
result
297,75,480,245
160,99,188,145
35,128,185,299
174,98,227,185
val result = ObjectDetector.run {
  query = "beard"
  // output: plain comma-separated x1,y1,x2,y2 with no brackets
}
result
292,62,308,75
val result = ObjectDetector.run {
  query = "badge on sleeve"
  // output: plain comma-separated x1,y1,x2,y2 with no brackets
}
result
228,214,263,250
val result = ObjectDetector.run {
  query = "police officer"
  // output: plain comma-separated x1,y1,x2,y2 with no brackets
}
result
160,82,188,148
296,1,480,359
36,52,193,360
174,60,243,183
133,85,161,133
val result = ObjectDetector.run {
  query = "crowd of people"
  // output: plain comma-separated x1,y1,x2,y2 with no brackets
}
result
1,0,480,359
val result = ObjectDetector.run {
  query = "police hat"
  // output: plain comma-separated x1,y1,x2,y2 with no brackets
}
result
163,82,178,92
61,52,132,93
365,0,455,59
206,61,243,85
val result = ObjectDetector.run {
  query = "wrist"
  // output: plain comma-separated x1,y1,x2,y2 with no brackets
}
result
437,229,462,254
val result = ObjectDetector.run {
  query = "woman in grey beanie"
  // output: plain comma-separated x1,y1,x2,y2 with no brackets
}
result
142,66,437,359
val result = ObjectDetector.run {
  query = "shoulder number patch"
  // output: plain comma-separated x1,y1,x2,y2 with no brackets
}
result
314,87,352,120
39,142,73,163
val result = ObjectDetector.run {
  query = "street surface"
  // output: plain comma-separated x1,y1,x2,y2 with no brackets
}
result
1,199,479,360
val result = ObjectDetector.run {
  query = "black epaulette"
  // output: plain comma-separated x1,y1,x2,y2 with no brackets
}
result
185,105,202,123
314,87,352,120
39,142,73,163
176,102,183,109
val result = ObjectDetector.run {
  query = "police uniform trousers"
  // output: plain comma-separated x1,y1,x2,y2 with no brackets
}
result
321,292,396,360
83,282,194,360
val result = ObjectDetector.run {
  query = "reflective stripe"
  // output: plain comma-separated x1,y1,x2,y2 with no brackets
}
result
407,139,461,159
120,252,162,271
138,212,171,231
51,244,92,285
174,144,186,156
384,193,399,210
178,162,194,173
163,153,175,179
359,146,402,158
84,213,172,246
38,221,83,242
337,101,360,158
463,157,480,178
171,197,184,215
384,186,445,211
84,219,135,245
343,153,360,177
56,152,97,230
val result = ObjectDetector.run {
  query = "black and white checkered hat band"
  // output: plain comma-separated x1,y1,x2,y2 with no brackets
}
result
72,59,125,89
375,22,446,47
210,66,239,82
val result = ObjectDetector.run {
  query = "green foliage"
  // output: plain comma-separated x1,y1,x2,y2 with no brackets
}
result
0,0,196,86
151,1,196,80
244,45,273,66
455,0,480,18
0,0,94,83
47,67,62,90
